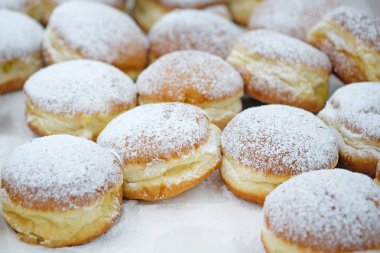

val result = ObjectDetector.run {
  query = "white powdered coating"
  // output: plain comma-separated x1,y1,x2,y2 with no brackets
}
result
24,60,136,115
54,0,123,5
325,6,380,51
236,30,331,70
137,50,243,101
222,105,338,175
149,9,243,58
320,82,380,140
157,0,226,8
48,1,148,63
0,9,43,60
1,135,122,210
97,103,210,164
249,0,339,41
264,169,380,251
0,0,27,10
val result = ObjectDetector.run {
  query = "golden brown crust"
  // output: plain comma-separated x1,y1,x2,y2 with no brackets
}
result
0,77,25,94
338,150,378,178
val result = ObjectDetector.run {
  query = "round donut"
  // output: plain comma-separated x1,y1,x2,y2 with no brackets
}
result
137,50,244,129
227,29,332,113
0,10,44,94
148,9,242,60
248,0,339,41
133,0,229,32
220,104,338,204
43,1,148,80
0,135,123,247
318,82,380,178
262,169,380,253
97,102,222,201
308,6,380,84
24,60,137,141
228,0,263,25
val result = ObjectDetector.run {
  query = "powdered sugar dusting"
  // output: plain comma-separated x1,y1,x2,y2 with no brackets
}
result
264,169,380,251
137,50,243,102
0,0,27,10
0,9,43,60
222,105,338,175
235,30,331,70
24,60,136,115
149,9,243,58
1,135,122,211
97,103,210,164
55,0,124,5
157,0,226,8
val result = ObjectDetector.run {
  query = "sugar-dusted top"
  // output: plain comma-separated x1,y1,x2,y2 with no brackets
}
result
1,135,123,211
319,82,380,142
234,29,331,71
0,0,27,10
249,0,339,41
24,60,136,115
149,9,243,59
48,1,148,63
0,9,43,60
264,169,380,251
222,105,338,176
54,0,124,5
97,103,210,164
155,0,226,8
325,6,380,51
137,50,243,103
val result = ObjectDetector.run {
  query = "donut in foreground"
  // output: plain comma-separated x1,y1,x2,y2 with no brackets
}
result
24,60,137,140
0,10,44,94
43,1,148,80
97,102,222,201
137,50,244,129
220,104,338,204
262,169,380,253
227,30,331,113
318,82,380,178
228,0,263,25
308,6,380,83
0,135,123,248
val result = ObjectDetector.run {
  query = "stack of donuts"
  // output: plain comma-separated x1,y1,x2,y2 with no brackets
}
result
0,0,379,251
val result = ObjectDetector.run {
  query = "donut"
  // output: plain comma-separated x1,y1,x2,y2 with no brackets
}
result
262,169,380,253
248,0,340,41
308,6,380,83
43,1,148,80
149,9,242,60
137,50,244,129
318,82,380,178
0,0,43,23
228,0,263,25
0,10,44,94
97,102,222,201
24,60,137,141
227,29,332,113
0,135,123,247
220,104,338,204
132,0,229,32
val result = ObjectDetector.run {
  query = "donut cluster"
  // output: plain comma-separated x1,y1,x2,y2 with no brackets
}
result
1,0,379,251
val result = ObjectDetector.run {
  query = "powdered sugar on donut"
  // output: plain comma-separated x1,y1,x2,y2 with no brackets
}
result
235,30,331,70
222,105,338,175
157,0,226,8
97,103,210,164
54,0,124,5
149,9,243,59
0,10,43,60
1,135,122,211
0,0,27,10
264,169,380,251
24,60,136,115
137,50,243,102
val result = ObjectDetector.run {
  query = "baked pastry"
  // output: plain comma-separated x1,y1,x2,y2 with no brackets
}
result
149,9,242,60
0,0,43,23
318,82,380,178
308,6,380,83
133,0,229,32
1,135,123,247
248,0,340,41
43,1,148,80
220,104,338,204
262,169,380,253
376,162,380,185
137,50,244,129
24,60,137,140
0,10,44,94
228,0,263,25
97,102,222,201
227,29,332,113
